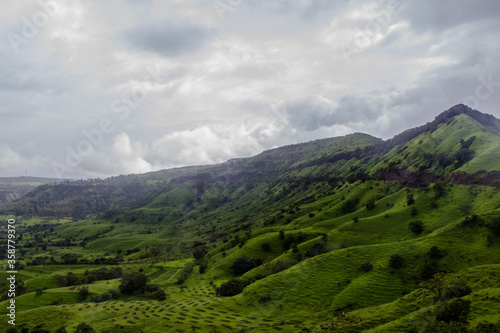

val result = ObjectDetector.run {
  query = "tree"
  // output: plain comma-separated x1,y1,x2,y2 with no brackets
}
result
435,299,471,324
261,242,272,252
407,193,415,205
433,182,445,198
77,286,89,300
389,253,404,268
119,272,149,294
409,220,424,234
74,322,95,333
216,279,248,296
231,256,262,275
361,262,373,272
193,247,207,261
428,246,444,259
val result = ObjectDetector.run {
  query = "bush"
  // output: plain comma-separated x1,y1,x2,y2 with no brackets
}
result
77,286,90,300
119,272,149,294
428,246,444,259
361,262,373,272
199,261,207,274
433,182,445,198
423,321,469,333
176,263,194,284
435,299,471,324
472,321,500,333
365,199,376,210
193,247,207,260
231,256,263,275
409,220,424,234
271,259,296,274
421,262,439,280
258,293,271,303
283,235,295,250
389,253,404,268
442,281,471,301
261,242,272,252
411,207,418,216
74,322,95,333
216,279,249,296
407,193,415,205
460,214,483,227
341,199,359,214
487,217,500,236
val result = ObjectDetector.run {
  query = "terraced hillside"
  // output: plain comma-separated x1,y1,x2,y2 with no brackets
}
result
1,104,500,332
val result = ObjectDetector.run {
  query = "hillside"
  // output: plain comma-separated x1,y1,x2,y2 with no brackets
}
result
0,177,69,205
1,104,500,332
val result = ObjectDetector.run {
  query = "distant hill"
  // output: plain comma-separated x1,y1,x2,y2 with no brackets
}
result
2,104,500,218
0,176,69,205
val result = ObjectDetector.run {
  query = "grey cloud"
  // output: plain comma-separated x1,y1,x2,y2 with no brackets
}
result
124,19,215,57
401,0,500,32
283,95,381,131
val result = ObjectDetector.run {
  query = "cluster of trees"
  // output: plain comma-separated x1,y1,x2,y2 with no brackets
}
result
118,272,166,300
176,263,194,284
460,215,500,237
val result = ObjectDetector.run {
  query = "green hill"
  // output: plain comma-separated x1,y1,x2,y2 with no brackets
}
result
1,104,500,332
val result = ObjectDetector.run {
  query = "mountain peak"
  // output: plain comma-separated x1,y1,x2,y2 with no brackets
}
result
434,104,500,131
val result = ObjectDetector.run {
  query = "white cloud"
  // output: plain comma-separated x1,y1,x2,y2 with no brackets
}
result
1,0,500,178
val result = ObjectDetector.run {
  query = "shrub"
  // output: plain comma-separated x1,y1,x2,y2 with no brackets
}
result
193,247,207,260
409,220,424,234
487,217,500,236
472,321,500,333
411,207,418,216
216,279,248,296
341,199,359,214
423,321,469,333
460,215,483,227
421,262,439,280
119,272,149,294
258,293,271,303
442,281,471,301
365,199,376,210
389,253,404,268
435,298,471,324
271,259,296,274
54,273,81,287
407,193,415,205
77,286,90,300
428,246,444,259
176,263,194,284
458,203,472,215
283,234,295,250
279,229,285,239
433,182,445,198
361,262,373,272
261,242,272,252
74,322,95,333
199,261,207,274
306,241,328,257
231,256,263,275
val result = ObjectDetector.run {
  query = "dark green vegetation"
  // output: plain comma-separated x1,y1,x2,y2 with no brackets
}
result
1,104,500,332
0,177,69,205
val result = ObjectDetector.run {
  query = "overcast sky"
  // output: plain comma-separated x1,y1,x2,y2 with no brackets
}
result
1,0,499,179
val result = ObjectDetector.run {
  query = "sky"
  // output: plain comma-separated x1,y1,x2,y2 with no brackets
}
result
1,0,500,179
